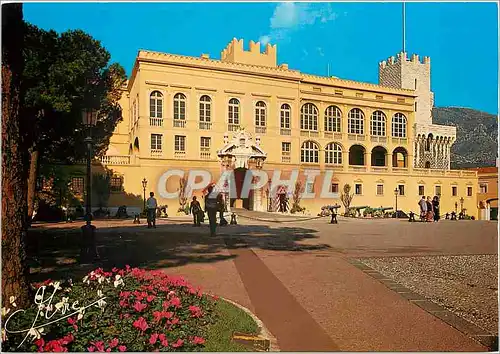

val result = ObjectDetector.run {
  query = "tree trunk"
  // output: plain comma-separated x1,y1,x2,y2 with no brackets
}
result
2,3,31,309
26,148,38,225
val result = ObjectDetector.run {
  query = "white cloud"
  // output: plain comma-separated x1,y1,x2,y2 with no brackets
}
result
260,2,338,45
259,35,271,46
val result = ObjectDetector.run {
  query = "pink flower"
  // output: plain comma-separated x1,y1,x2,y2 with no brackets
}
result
146,294,156,303
133,301,147,312
88,346,95,352
119,291,131,298
92,341,105,352
164,311,173,319
119,299,128,308
170,296,181,308
170,317,179,325
153,311,163,322
161,339,169,347
118,345,126,352
149,333,158,345
108,338,118,349
158,334,166,342
133,317,149,331
34,338,45,349
106,349,111,352
171,339,184,348
189,305,202,318
192,336,205,345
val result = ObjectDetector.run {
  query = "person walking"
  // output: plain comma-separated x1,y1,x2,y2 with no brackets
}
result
204,185,219,237
146,192,158,228
432,196,440,222
426,196,434,222
418,196,427,222
190,196,202,226
217,193,228,226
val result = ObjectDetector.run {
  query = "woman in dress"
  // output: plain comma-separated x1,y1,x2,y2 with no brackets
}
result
426,196,434,222
432,196,440,222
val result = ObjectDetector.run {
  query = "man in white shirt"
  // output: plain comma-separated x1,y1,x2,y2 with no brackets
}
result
146,192,158,228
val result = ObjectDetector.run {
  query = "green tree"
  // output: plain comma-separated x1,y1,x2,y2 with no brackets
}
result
2,3,32,308
21,23,127,222
92,173,111,210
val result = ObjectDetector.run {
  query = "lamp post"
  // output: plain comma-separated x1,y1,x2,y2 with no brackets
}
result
80,108,98,263
460,197,464,213
142,178,148,212
394,187,399,218
455,202,458,213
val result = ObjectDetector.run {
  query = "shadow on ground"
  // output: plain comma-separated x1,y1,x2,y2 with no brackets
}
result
27,221,330,282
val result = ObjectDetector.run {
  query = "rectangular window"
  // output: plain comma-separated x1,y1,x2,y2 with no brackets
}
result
376,184,384,195
452,186,457,196
71,177,84,194
110,177,123,192
306,182,314,194
151,134,162,150
467,186,473,197
282,142,291,154
435,185,442,196
418,185,425,196
200,137,211,148
175,135,186,152
480,184,488,194
331,183,339,193
355,184,362,195
398,184,405,196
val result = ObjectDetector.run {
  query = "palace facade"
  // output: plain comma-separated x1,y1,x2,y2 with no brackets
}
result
76,38,479,217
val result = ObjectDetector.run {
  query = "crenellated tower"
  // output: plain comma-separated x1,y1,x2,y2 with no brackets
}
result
379,52,456,170
220,38,277,68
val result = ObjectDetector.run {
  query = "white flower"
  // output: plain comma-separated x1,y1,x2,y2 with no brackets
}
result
113,278,124,288
82,276,90,284
1,328,7,342
9,296,17,307
53,281,61,291
97,276,103,284
97,289,103,297
77,308,85,320
1,307,10,316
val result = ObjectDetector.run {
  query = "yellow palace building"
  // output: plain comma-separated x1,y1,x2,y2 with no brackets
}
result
79,38,478,217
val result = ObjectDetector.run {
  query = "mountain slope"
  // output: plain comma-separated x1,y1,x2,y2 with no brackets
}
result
432,107,498,168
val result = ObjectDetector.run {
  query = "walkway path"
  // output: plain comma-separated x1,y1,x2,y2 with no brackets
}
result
30,216,497,351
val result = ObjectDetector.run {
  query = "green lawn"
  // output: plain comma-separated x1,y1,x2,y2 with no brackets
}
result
204,299,260,352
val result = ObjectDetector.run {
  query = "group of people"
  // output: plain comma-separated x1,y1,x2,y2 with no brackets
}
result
145,185,226,237
418,196,440,222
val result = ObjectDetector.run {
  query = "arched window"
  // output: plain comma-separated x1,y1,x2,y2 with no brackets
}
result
301,141,319,163
348,108,364,134
199,95,211,122
280,104,291,129
370,111,386,136
300,103,318,131
228,98,240,125
255,101,266,126
149,91,163,118
425,134,433,151
392,113,407,138
173,93,186,120
325,143,342,164
325,106,342,132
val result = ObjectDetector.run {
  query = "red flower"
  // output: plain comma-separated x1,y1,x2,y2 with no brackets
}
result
67,317,78,330
119,291,131,298
158,334,166,342
146,294,156,303
119,299,128,308
34,338,45,349
108,338,118,349
133,301,147,312
133,317,149,331
192,336,205,345
106,349,111,352
118,346,126,352
112,267,119,273
164,311,173,319
149,333,158,345
88,346,95,352
161,339,169,347
170,296,181,308
92,341,105,352
170,317,179,325
153,311,163,322
189,305,202,318
171,339,184,348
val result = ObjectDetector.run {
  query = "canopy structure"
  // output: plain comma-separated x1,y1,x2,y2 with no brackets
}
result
217,129,267,169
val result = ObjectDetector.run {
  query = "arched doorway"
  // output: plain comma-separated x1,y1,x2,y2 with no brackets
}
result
231,167,251,209
392,147,408,167
349,145,366,165
425,161,431,169
371,146,387,166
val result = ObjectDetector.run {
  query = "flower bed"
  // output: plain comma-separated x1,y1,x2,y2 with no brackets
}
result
1,267,230,352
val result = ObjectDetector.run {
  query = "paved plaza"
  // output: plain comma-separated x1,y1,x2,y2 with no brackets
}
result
29,213,498,351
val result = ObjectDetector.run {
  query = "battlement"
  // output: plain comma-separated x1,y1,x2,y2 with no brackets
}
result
379,51,430,69
220,38,277,68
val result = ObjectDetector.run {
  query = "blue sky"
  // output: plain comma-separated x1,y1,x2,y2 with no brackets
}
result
24,2,498,114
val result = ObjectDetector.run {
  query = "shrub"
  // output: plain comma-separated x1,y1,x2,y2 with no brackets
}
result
115,206,128,219
1,267,217,352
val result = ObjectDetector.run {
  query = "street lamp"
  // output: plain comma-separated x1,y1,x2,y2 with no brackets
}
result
455,202,458,213
460,197,464,213
80,108,98,263
394,187,399,218
142,178,148,212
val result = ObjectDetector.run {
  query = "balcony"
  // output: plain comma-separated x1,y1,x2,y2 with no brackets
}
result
325,163,343,171
149,117,163,127
300,130,319,138
228,124,240,132
200,147,211,160
371,166,389,173
173,119,186,128
174,151,186,159
150,149,163,158
348,134,366,141
392,167,408,173
280,128,291,136
199,121,212,130
100,155,130,165
370,136,387,143
392,137,408,145
348,165,366,172
255,126,267,134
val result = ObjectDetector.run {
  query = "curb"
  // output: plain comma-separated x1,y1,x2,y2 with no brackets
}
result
348,258,498,351
217,296,280,352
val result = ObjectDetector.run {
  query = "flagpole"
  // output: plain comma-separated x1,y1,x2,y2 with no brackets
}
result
403,2,406,53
